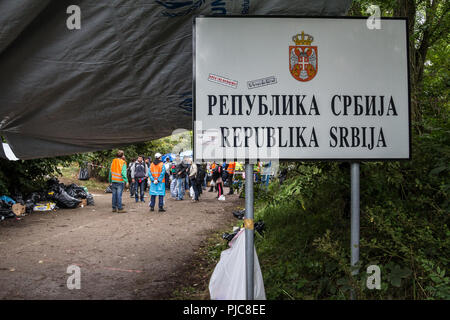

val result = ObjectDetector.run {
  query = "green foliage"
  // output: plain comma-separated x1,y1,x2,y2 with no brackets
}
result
73,131,192,181
0,155,79,195
254,117,449,299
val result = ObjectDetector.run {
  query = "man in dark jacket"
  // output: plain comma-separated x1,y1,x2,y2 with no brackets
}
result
131,155,149,203
175,157,189,200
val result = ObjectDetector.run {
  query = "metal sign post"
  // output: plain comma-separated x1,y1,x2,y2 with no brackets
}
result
244,163,254,300
350,162,360,300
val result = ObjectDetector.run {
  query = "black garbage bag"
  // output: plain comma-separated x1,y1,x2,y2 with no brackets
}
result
232,209,245,220
105,185,112,193
28,192,42,203
64,183,77,197
41,190,54,202
0,199,11,207
47,178,63,194
52,190,81,209
74,188,88,199
222,220,264,243
47,184,59,194
65,184,87,199
279,168,288,185
0,200,15,219
25,199,35,213
222,230,239,242
0,208,15,219
47,177,60,187
78,167,90,180
12,192,24,205
86,194,95,206
65,189,75,198
254,220,265,235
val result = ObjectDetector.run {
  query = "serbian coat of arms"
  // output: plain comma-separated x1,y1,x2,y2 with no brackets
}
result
289,31,317,82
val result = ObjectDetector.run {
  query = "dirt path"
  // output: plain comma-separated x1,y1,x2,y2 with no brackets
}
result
0,187,242,299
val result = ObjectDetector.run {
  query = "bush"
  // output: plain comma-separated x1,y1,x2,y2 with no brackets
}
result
0,156,77,196
253,118,449,299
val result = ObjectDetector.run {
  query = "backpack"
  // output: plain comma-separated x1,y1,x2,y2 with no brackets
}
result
134,162,146,178
222,170,229,181
212,166,220,180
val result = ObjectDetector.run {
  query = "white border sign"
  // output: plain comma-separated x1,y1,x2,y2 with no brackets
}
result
193,17,410,161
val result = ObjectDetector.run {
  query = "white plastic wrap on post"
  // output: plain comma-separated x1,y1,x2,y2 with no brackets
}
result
209,229,266,300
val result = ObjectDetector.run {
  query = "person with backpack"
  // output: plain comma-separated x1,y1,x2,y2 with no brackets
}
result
212,163,225,200
208,161,217,192
188,159,198,202
175,156,189,200
131,155,149,203
226,161,236,195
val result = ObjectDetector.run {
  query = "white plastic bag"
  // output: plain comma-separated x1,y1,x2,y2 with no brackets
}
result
170,179,178,198
189,186,195,198
209,229,266,300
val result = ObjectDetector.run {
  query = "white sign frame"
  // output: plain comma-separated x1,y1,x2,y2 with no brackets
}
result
193,16,411,162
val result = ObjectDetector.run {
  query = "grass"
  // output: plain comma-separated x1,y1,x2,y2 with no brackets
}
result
170,221,241,300
57,164,109,192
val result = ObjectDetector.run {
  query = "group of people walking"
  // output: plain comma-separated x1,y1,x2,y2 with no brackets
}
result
207,161,236,200
169,156,206,202
168,157,237,202
109,150,237,213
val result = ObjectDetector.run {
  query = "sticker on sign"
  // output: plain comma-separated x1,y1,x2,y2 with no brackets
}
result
208,73,238,88
247,76,277,89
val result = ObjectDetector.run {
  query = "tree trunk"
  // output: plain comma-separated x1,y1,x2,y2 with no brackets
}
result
394,0,423,129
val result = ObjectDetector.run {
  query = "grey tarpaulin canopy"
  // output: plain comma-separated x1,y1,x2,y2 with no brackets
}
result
0,0,352,160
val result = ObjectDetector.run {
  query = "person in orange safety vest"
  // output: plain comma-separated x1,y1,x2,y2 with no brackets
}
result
226,162,236,195
149,152,166,212
109,150,129,213
208,162,217,192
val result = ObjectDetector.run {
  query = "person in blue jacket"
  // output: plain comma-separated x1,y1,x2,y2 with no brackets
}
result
149,152,166,212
